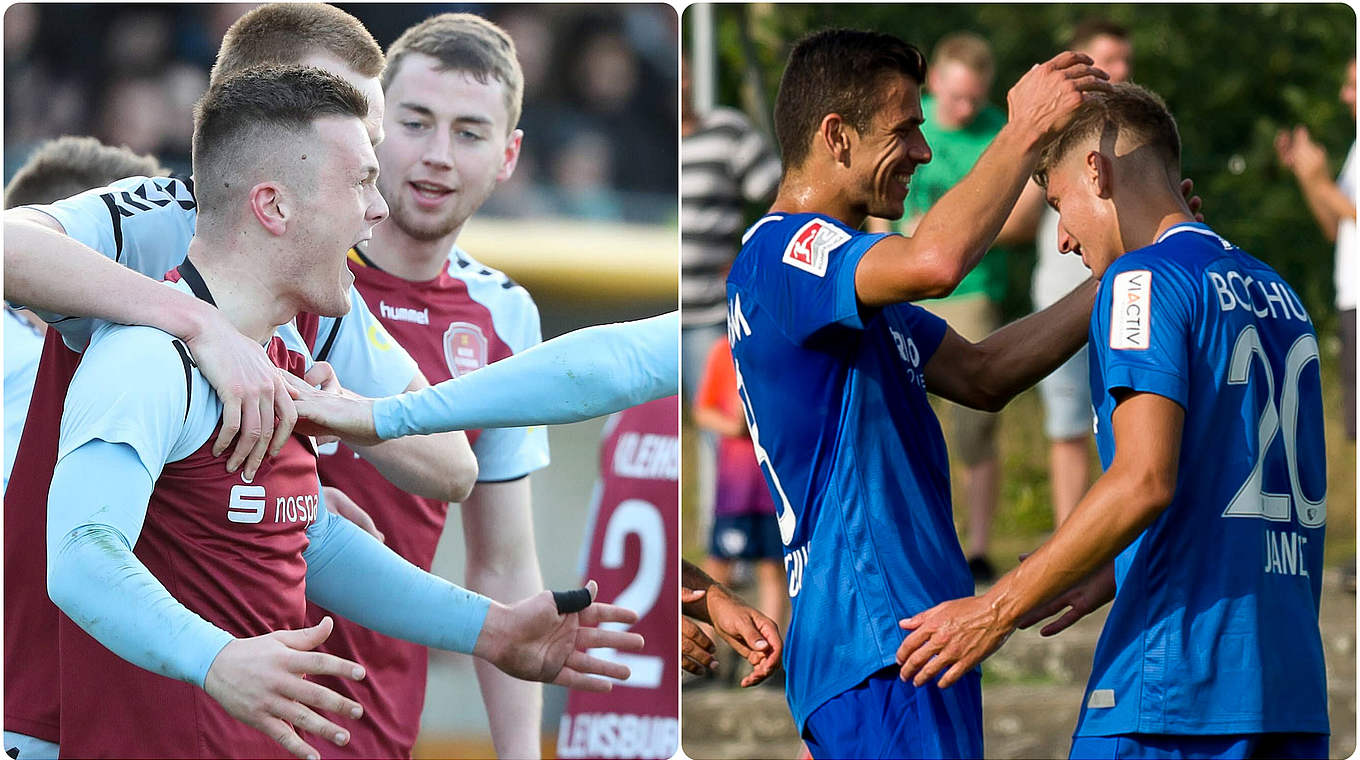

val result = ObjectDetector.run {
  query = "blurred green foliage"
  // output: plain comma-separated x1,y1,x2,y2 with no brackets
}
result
694,3,1356,326
682,3,1356,567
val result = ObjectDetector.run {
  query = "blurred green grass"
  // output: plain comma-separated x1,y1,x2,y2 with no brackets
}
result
682,335,1355,570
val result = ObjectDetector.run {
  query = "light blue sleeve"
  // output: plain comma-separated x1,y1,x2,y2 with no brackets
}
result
374,311,679,439
303,505,491,653
23,176,196,350
46,439,234,687
460,264,551,482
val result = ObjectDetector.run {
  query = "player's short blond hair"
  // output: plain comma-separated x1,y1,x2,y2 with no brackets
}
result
383,13,524,132
4,136,165,209
212,3,384,86
931,32,994,82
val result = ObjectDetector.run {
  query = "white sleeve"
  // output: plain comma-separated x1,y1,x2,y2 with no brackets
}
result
23,175,197,347
313,285,420,398
456,259,551,482
59,322,218,476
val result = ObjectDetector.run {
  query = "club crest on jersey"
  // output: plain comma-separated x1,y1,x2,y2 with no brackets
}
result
1110,270,1151,350
783,218,849,277
444,322,489,378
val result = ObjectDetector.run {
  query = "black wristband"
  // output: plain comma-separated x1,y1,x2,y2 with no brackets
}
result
553,587,592,614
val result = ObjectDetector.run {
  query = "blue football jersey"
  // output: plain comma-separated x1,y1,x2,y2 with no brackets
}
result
1080,222,1328,736
726,213,970,730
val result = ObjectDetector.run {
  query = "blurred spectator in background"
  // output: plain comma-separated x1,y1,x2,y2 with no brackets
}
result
999,20,1134,528
2,135,165,489
693,336,787,639
679,57,780,399
870,32,1011,583
1276,57,1357,441
3,4,677,225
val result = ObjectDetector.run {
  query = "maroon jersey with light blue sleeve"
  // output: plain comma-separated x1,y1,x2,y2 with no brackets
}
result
55,267,321,758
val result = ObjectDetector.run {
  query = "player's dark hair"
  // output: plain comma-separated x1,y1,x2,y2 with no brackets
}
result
384,13,524,132
4,136,164,209
192,65,369,220
774,28,927,170
1069,19,1130,50
1034,82,1181,188
212,3,384,86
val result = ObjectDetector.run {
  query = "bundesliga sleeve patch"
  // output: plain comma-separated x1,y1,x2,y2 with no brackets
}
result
1109,269,1152,350
782,218,850,278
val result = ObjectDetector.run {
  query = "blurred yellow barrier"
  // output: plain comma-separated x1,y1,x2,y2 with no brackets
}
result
459,217,678,302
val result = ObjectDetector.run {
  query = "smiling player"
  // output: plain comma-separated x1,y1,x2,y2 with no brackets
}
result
725,28,1110,758
896,83,1328,760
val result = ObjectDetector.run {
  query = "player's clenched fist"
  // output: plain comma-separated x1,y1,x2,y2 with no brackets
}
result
1007,50,1112,145
203,616,366,760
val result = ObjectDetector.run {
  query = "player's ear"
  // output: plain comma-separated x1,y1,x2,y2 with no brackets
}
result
819,113,852,167
497,129,524,182
248,182,289,236
1086,150,1114,200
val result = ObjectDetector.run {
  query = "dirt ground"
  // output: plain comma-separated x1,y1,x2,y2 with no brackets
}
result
682,570,1357,759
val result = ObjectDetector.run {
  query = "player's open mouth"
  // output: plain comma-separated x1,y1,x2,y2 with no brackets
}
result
409,181,454,208
892,172,912,191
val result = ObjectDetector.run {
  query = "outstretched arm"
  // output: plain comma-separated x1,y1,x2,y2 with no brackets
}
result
1275,126,1356,241
289,312,679,444
924,278,1096,412
303,504,644,691
853,52,1111,307
6,208,293,480
894,392,1183,688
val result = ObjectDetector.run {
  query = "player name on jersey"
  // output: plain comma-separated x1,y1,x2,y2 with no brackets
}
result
611,432,679,480
556,712,678,759
1208,268,1310,322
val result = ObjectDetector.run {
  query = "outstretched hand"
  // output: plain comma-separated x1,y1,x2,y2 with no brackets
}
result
473,580,644,692
203,616,366,760
280,369,382,446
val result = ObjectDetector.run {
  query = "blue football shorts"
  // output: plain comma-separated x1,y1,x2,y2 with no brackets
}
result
803,665,983,759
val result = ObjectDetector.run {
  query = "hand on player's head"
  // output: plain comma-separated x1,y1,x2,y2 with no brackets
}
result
1007,50,1112,145
203,616,367,760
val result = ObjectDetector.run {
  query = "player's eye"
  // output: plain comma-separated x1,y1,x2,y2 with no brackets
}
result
401,120,428,131
457,129,486,142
